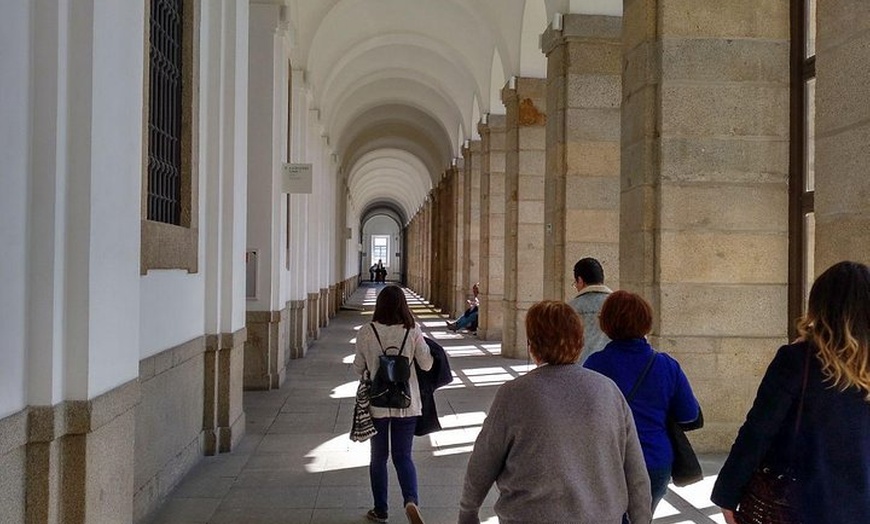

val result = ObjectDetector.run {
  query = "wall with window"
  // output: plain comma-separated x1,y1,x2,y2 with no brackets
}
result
362,215,403,281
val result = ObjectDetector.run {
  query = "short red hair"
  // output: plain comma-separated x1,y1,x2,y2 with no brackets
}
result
599,290,653,340
525,301,584,365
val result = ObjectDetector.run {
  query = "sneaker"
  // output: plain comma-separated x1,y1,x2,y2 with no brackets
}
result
404,502,424,524
366,508,388,523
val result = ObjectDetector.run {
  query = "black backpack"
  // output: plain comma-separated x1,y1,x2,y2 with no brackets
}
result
368,324,412,409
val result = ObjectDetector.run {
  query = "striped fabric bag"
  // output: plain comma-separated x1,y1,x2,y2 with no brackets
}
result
350,371,377,442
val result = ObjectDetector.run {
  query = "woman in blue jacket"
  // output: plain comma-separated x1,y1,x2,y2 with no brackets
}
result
712,261,870,524
584,290,700,511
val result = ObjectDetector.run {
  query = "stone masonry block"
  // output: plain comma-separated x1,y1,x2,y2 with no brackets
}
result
623,0,657,52
566,141,620,178
565,175,619,210
566,108,620,142
567,41,621,75
661,0,788,39
518,150,546,177
662,39,788,83
660,137,788,184
565,209,619,243
661,84,788,138
518,201,545,225
659,231,788,284
660,183,788,232
815,126,870,212
567,74,621,109
658,283,787,338
817,0,870,52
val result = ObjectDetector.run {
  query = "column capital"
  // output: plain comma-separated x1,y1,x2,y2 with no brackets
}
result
541,13,622,55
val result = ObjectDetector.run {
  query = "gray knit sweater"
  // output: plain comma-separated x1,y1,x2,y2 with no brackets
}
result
458,364,652,524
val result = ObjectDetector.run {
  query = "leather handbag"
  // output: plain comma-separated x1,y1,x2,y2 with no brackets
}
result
734,347,811,524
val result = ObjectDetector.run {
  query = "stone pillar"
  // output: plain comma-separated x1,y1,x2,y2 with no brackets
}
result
319,287,329,327
478,115,507,341
422,199,432,299
307,292,320,340
450,164,466,316
502,78,547,358
462,140,482,303
210,329,246,453
814,2,870,269
242,312,283,390
542,15,622,300
287,299,306,358
622,0,790,450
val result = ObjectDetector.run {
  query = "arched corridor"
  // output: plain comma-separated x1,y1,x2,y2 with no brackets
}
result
2,0,868,522
147,285,725,524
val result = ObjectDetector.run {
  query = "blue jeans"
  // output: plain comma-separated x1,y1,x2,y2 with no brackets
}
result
370,417,419,513
455,308,479,330
623,467,670,523
648,466,671,512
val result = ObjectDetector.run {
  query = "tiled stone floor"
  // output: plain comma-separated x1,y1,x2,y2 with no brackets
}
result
147,283,728,524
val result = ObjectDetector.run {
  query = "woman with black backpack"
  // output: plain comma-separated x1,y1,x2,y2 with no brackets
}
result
354,285,433,524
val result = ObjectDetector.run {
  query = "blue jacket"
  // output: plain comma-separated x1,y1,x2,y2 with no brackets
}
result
712,341,870,523
584,338,699,470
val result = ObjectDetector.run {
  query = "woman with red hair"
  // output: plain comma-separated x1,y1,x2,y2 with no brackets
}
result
584,290,700,512
459,300,651,523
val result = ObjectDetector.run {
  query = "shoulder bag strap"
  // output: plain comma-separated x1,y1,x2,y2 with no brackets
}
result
626,352,657,403
787,345,813,463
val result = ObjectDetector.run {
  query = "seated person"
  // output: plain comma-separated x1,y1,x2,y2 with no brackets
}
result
447,283,480,332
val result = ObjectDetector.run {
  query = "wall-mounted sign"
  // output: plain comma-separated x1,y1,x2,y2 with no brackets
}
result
282,163,313,193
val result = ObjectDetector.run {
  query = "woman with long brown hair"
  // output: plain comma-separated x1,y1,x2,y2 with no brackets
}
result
354,285,433,523
712,261,870,523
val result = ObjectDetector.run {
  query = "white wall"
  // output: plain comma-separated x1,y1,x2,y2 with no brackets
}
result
0,1,29,417
85,0,144,398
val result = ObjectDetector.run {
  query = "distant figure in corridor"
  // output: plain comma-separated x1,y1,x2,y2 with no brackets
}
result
712,261,870,524
447,283,479,333
459,300,652,524
584,290,701,513
374,259,387,283
569,257,613,363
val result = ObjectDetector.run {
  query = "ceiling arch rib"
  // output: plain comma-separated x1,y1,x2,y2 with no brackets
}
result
347,151,431,194
324,64,473,148
330,78,462,162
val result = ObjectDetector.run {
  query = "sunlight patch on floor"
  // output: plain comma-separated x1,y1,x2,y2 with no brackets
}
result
330,380,358,399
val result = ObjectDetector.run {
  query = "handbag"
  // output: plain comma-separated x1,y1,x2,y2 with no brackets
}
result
350,370,377,442
368,325,413,409
628,352,704,487
734,348,811,524
667,411,704,487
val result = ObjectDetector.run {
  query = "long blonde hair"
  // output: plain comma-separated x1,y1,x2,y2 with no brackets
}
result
797,261,870,400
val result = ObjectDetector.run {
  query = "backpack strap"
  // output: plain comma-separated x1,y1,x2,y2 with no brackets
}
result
370,324,411,356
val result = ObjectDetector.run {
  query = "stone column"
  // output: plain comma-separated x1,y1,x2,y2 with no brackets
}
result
450,164,466,316
622,0,790,451
542,15,622,300
462,140,482,299
478,115,507,341
307,292,320,340
502,78,547,358
814,2,870,269
287,299,306,358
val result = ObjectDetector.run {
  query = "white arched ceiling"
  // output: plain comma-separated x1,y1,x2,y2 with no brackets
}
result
288,0,620,223
520,0,548,77
489,48,507,115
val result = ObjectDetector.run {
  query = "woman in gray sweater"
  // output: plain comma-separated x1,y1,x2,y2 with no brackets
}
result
458,300,652,524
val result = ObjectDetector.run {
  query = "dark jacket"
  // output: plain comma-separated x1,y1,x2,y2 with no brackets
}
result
415,337,453,436
711,341,870,523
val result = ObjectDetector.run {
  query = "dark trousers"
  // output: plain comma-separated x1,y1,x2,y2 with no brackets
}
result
370,416,419,513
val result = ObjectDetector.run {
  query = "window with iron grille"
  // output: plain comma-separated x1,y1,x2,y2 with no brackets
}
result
147,0,184,225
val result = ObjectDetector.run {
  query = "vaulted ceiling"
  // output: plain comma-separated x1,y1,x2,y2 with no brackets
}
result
282,0,622,225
